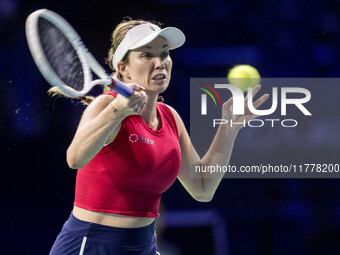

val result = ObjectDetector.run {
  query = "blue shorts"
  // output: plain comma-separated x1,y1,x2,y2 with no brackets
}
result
49,212,160,255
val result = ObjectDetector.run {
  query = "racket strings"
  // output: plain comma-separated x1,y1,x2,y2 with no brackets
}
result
38,18,85,92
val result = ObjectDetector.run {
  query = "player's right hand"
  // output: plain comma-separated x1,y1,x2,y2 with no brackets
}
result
110,83,147,117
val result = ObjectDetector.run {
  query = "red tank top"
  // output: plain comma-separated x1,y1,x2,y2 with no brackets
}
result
74,91,181,218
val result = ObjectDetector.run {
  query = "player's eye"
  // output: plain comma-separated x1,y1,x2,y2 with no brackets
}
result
161,51,169,59
141,52,152,58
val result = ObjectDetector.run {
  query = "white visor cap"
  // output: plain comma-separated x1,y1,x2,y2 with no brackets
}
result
112,23,185,70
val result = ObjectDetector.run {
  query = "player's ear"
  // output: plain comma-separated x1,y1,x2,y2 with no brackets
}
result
117,61,130,80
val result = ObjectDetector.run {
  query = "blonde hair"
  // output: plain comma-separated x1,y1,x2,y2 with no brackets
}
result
49,17,162,104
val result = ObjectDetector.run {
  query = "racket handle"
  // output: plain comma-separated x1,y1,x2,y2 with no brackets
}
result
111,78,135,97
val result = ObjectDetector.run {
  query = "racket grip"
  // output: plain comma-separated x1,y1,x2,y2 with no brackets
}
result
111,79,134,97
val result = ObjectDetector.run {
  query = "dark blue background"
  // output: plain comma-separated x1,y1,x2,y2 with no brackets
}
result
1,0,340,254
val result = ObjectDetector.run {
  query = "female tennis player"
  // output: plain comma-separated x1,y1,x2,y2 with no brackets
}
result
49,18,268,255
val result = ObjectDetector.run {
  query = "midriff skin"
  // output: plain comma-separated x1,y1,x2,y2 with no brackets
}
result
73,206,155,228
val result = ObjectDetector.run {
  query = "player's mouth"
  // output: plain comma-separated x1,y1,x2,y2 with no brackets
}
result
152,73,167,83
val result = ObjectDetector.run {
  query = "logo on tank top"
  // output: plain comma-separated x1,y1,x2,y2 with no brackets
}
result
129,133,155,145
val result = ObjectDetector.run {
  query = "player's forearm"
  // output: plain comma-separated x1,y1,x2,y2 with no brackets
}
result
67,106,124,169
200,125,239,196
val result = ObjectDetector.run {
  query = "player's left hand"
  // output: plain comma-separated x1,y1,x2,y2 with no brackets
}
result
222,84,269,132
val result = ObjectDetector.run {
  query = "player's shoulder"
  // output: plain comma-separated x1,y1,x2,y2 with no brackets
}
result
162,104,187,139
163,103,177,114
163,104,185,126
162,103,180,119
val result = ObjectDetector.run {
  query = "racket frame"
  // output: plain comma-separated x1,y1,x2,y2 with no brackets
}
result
26,9,129,97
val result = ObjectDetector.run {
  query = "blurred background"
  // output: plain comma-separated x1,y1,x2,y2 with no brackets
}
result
1,0,340,254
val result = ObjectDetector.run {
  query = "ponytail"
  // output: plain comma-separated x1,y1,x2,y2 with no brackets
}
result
47,87,95,105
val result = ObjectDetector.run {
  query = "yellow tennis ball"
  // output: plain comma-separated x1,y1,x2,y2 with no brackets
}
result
227,65,261,92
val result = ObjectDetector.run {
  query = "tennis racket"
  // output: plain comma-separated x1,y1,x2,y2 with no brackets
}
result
25,9,134,98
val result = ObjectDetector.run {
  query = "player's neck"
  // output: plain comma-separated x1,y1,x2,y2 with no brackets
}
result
140,94,160,129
